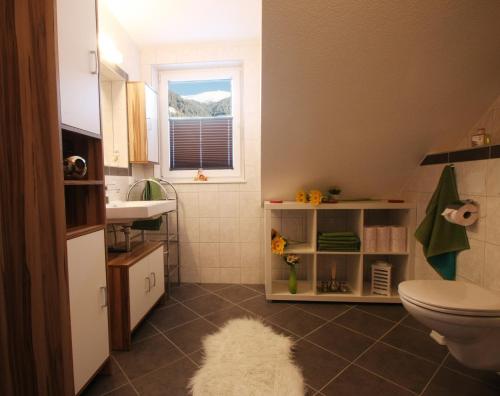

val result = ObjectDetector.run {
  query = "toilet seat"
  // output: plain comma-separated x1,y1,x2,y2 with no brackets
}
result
399,280,500,317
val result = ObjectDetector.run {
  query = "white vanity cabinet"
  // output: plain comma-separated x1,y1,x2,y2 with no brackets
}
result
57,0,101,136
67,230,109,394
129,246,164,328
108,242,165,350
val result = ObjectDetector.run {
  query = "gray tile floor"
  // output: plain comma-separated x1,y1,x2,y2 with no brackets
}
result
83,283,500,396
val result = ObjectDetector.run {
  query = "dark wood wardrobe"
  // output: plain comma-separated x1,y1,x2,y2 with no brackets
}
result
1,0,74,394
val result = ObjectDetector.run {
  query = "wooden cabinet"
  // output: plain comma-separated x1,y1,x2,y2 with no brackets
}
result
129,246,164,328
108,242,165,350
56,2,107,393
67,230,109,394
100,63,129,168
127,82,159,163
264,202,415,303
57,0,101,136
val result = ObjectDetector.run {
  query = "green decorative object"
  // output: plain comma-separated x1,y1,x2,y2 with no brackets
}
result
288,264,298,294
415,165,469,280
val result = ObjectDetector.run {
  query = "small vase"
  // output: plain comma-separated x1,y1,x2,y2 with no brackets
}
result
288,264,298,294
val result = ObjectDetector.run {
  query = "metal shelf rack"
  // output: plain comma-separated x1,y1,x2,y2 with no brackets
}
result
126,178,180,292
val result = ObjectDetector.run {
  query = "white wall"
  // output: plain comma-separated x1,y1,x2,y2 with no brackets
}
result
98,1,141,80
140,40,263,284
403,95,500,292
261,0,500,200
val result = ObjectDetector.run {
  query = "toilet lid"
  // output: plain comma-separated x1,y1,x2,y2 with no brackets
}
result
398,280,500,317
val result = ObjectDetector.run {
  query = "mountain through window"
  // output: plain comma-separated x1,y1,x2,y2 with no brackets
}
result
168,79,233,170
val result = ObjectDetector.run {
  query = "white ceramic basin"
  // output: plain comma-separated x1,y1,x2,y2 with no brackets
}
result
106,200,176,223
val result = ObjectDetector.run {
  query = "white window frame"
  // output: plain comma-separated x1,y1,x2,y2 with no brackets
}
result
159,64,244,183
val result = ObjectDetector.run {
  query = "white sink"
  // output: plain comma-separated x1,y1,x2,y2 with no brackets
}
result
106,200,176,223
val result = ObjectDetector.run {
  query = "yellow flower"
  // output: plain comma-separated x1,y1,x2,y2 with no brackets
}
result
285,254,300,265
295,190,307,203
271,236,286,255
309,190,323,206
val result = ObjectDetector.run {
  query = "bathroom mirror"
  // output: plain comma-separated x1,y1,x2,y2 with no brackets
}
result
99,61,129,168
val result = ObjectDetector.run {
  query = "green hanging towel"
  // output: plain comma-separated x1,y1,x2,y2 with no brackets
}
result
414,165,469,280
131,179,163,231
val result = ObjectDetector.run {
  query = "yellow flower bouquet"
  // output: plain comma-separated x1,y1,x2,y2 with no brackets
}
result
271,230,302,294
271,228,287,255
309,189,323,206
295,189,325,206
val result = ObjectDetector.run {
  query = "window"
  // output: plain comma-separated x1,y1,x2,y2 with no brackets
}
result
160,65,243,182
169,79,233,170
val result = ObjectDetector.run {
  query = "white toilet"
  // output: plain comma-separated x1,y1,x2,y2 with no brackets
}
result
398,280,500,371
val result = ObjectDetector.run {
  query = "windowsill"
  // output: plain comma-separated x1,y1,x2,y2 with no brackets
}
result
167,177,246,185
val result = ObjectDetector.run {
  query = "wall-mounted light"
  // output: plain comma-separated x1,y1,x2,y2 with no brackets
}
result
99,32,123,65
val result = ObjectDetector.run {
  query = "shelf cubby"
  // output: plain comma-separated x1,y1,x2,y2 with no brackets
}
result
62,129,104,181
62,129,105,239
363,209,410,254
316,209,362,253
264,201,415,303
316,254,362,296
271,253,314,296
317,209,362,235
361,255,409,302
270,209,316,254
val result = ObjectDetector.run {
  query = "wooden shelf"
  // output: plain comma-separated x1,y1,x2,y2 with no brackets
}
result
66,224,105,240
264,203,415,303
285,243,315,254
317,251,360,255
270,280,314,296
362,282,401,303
264,201,414,210
108,242,164,267
363,251,409,256
61,129,105,233
64,180,104,186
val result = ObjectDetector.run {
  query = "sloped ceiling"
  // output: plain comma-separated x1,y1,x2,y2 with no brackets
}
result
103,0,261,46
262,0,500,200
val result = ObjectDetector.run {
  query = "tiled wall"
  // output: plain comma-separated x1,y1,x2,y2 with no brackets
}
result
169,182,263,284
139,40,263,284
104,166,133,202
403,159,500,292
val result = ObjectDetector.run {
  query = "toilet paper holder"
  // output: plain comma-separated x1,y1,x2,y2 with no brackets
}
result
441,199,479,226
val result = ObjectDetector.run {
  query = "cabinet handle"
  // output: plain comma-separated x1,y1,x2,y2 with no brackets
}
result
150,272,156,287
100,286,108,308
145,277,151,293
89,50,98,74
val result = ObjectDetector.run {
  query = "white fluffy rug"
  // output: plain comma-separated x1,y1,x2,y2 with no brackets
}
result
189,318,304,396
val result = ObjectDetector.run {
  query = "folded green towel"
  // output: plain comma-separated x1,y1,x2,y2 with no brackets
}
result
415,165,469,280
131,180,164,231
318,247,360,252
319,241,360,246
318,240,360,251
319,237,359,242
319,243,360,247
319,232,357,238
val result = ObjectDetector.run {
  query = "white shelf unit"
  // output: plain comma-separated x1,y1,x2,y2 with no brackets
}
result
264,201,415,303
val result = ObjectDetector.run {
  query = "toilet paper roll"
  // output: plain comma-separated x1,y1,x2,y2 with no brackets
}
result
390,226,407,252
441,202,479,226
363,226,377,252
376,226,390,252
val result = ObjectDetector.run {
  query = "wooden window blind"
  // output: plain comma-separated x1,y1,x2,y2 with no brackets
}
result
169,116,233,170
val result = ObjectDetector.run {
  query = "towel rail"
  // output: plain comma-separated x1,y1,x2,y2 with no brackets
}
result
126,178,180,295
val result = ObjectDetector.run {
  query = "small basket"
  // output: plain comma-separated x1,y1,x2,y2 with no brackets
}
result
371,260,392,296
